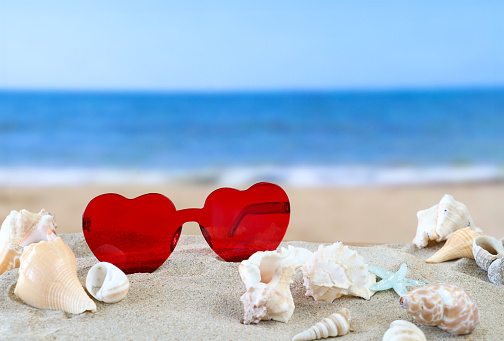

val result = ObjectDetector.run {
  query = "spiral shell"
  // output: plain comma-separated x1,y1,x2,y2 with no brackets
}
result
425,227,482,263
292,308,350,341
302,242,376,301
0,209,57,275
488,257,504,285
399,284,479,335
473,235,504,271
382,320,426,341
14,237,96,314
86,262,129,303
413,194,480,248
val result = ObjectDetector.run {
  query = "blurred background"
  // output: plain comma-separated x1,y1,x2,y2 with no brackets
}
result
1,1,503,243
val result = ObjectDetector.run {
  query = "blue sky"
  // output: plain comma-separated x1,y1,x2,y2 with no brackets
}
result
0,1,503,91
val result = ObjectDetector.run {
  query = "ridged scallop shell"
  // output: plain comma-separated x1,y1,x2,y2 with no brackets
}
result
302,242,376,301
382,320,426,341
488,257,504,285
399,283,479,335
86,262,129,303
413,194,480,248
425,227,483,263
0,209,57,275
239,246,313,324
473,235,504,271
292,308,350,341
14,237,96,314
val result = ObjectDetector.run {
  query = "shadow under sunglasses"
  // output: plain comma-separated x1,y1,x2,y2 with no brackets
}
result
82,182,290,274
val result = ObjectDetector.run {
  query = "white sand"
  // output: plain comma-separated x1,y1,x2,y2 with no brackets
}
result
0,234,502,340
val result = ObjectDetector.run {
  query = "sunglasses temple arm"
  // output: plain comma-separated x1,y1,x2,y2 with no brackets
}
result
228,201,290,238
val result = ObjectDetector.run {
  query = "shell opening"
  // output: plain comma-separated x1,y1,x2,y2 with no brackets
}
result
259,255,280,284
89,265,108,295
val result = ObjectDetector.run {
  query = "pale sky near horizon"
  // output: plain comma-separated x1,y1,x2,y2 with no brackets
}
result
0,1,503,91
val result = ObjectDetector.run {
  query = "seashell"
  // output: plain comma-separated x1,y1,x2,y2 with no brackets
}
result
399,283,479,335
302,242,376,302
0,209,57,275
14,237,96,314
292,308,350,341
86,262,129,303
425,227,483,263
239,245,313,324
473,235,504,271
413,194,481,248
487,257,504,285
382,320,426,341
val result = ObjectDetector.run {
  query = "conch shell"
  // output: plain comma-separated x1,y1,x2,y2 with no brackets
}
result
472,235,504,271
488,257,504,285
413,194,481,248
399,283,479,335
382,320,426,341
292,308,350,341
302,242,375,301
425,227,483,263
86,262,129,303
239,246,313,324
14,237,97,314
0,209,57,275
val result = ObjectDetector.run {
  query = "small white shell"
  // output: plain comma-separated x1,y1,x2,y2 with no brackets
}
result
302,242,376,301
292,308,350,341
473,235,504,271
488,257,504,285
86,262,129,303
382,320,426,341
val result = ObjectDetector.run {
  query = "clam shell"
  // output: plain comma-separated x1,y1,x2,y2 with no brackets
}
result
399,283,479,335
382,320,426,341
292,308,350,341
86,262,129,303
302,242,376,301
239,246,313,324
14,237,96,314
413,194,480,248
488,257,504,285
473,235,504,271
425,227,483,264
0,209,57,275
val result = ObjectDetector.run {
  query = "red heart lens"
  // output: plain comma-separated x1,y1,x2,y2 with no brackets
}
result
82,182,290,274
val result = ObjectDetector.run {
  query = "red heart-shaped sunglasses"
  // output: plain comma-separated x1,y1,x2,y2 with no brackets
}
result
82,182,290,274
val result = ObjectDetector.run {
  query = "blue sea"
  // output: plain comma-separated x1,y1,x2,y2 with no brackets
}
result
1,89,503,186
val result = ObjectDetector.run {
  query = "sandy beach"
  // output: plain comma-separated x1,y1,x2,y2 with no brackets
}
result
0,183,502,244
1,233,502,340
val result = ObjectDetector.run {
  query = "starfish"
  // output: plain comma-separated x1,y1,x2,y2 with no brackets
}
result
368,263,427,296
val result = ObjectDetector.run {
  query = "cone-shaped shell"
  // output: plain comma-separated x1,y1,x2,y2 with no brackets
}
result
292,308,350,341
425,227,483,264
86,262,129,303
473,235,504,271
382,320,426,341
399,283,479,335
14,237,96,314
488,257,504,285
413,194,480,248
0,209,57,275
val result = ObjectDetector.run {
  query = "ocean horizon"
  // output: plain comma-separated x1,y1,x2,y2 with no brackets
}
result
1,88,503,187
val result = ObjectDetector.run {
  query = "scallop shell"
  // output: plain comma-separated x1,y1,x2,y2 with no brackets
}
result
239,246,313,324
488,257,504,285
473,235,504,271
413,194,480,248
399,283,479,335
292,308,350,341
425,227,483,263
14,237,97,314
302,242,376,301
0,209,57,275
382,320,426,341
86,262,129,303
